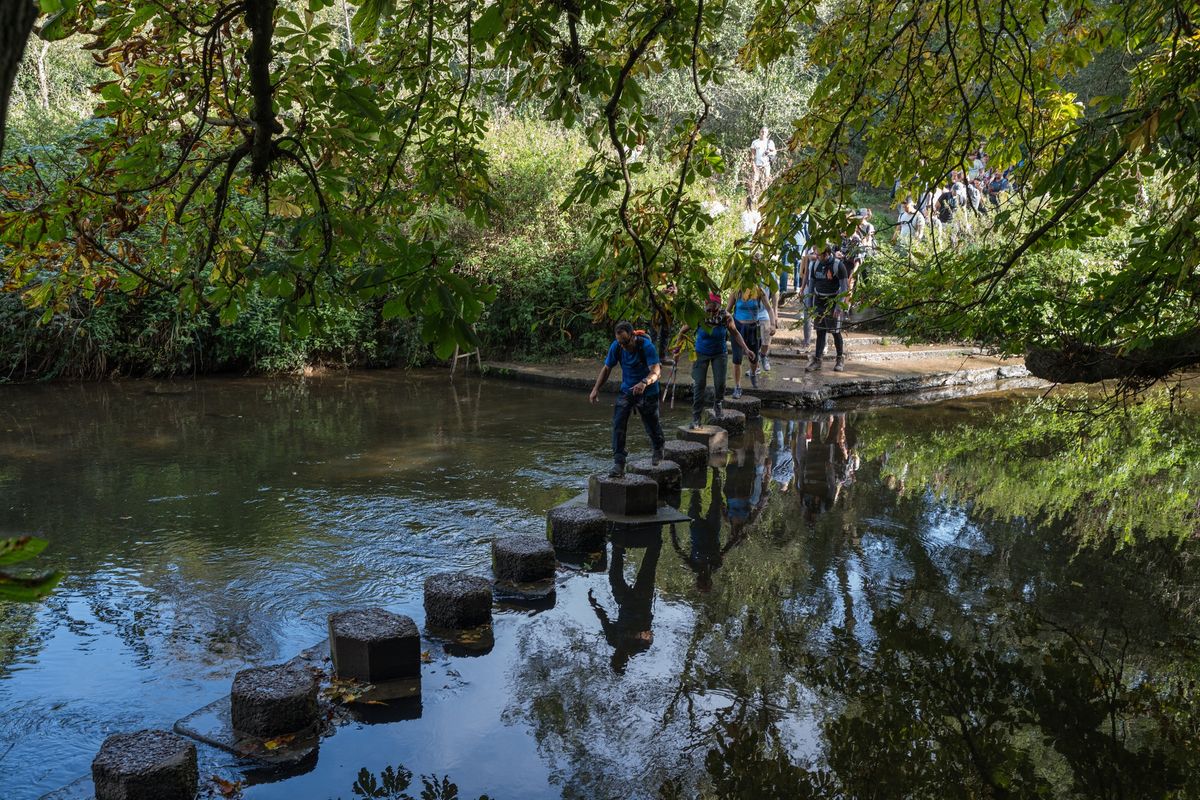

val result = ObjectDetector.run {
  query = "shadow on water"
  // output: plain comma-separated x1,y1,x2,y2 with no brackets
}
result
1,372,1198,799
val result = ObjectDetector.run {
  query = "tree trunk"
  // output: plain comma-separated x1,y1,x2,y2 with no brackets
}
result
36,39,50,110
244,0,281,180
1025,328,1200,384
0,0,39,159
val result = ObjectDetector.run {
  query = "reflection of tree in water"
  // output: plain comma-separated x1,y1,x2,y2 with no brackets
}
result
508,407,1200,798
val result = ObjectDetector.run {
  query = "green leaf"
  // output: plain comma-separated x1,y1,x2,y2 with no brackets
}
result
0,537,48,566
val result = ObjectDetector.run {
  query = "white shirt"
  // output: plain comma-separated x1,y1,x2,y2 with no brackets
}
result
750,137,776,167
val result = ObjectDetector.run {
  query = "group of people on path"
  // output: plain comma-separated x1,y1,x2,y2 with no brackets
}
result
894,157,1015,248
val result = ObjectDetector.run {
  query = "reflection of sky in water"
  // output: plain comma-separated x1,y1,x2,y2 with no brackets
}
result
0,376,1192,799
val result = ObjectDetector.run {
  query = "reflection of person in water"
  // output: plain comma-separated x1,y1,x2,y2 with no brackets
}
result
826,413,861,505
671,470,724,592
725,446,757,541
588,536,662,674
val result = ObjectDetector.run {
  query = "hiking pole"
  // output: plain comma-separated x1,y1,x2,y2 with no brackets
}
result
662,359,679,410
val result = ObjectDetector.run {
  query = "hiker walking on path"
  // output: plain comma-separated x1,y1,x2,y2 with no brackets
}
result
805,245,851,374
749,126,777,198
729,287,771,397
673,293,757,429
589,322,666,477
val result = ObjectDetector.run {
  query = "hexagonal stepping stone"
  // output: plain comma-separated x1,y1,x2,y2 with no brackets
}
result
627,458,682,494
92,729,197,800
663,439,707,471
328,608,421,684
546,505,609,552
587,473,658,515
676,424,728,452
492,534,556,584
722,395,762,417
230,664,319,739
707,408,746,436
423,572,492,630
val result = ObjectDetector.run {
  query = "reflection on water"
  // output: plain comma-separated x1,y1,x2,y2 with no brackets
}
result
1,373,1197,799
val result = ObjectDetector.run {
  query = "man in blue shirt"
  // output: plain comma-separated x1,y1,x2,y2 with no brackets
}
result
589,321,666,477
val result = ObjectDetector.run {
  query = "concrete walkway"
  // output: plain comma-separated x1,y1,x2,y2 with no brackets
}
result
484,306,1042,408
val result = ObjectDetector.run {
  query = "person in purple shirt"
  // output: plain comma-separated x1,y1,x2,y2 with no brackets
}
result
589,321,666,477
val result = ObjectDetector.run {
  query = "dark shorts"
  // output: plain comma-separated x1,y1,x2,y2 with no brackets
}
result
731,321,759,364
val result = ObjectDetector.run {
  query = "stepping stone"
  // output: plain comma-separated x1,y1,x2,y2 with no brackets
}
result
587,473,658,516
722,395,762,417
92,729,197,800
231,664,319,739
546,505,609,552
663,440,707,471
423,572,493,630
492,534,556,584
627,458,682,494
328,608,421,684
707,408,746,436
676,424,728,452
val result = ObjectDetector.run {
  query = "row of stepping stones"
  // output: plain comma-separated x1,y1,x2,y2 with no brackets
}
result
87,398,764,799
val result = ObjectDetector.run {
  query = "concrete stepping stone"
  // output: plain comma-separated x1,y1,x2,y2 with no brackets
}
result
92,729,197,800
423,572,493,630
722,395,762,417
231,664,319,739
492,534,556,584
707,408,746,436
587,473,658,515
546,504,609,552
328,608,421,684
677,424,729,451
663,440,707,471
627,458,682,494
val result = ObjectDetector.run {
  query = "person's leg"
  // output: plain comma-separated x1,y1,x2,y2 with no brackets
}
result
731,323,745,394
802,293,814,348
744,323,761,387
690,355,709,426
611,393,634,471
638,393,667,456
808,296,830,371
712,354,728,413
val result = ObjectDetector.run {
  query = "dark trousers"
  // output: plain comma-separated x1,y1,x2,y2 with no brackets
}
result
813,294,844,358
612,390,666,465
691,352,728,418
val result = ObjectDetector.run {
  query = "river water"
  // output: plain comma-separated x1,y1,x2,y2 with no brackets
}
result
0,372,1196,799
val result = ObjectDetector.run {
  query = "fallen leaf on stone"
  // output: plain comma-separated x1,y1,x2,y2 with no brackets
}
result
262,733,296,751
211,775,244,798
420,650,433,663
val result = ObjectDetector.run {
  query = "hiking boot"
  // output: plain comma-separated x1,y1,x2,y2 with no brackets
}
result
762,356,772,372
651,448,664,466
805,357,822,372
834,356,846,372
749,370,758,388
731,386,743,399
690,415,702,429
713,403,722,418
608,463,625,478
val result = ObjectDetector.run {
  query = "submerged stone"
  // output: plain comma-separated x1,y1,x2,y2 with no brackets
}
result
546,505,609,552
423,572,493,630
627,458,682,494
230,664,319,739
708,409,747,436
722,395,762,418
676,424,729,452
492,534,556,584
587,473,658,515
92,729,198,800
328,608,421,684
663,439,708,471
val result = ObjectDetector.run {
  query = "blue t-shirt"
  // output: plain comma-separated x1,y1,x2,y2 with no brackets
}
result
733,296,761,322
695,309,731,356
605,336,660,394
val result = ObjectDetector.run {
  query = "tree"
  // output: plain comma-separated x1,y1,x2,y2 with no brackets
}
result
741,0,1200,387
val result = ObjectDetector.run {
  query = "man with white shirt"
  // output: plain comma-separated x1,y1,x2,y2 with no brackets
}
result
749,126,776,195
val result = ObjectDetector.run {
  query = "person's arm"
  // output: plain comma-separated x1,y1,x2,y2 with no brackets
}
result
590,364,612,403
630,362,661,396
726,318,757,363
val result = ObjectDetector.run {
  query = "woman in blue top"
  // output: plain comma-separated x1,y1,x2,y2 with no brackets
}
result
728,287,770,397
673,293,756,429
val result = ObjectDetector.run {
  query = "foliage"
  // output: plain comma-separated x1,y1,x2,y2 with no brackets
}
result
862,388,1200,547
346,765,491,800
0,536,62,602
742,0,1200,386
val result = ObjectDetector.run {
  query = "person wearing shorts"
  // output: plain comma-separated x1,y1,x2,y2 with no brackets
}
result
729,288,767,397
